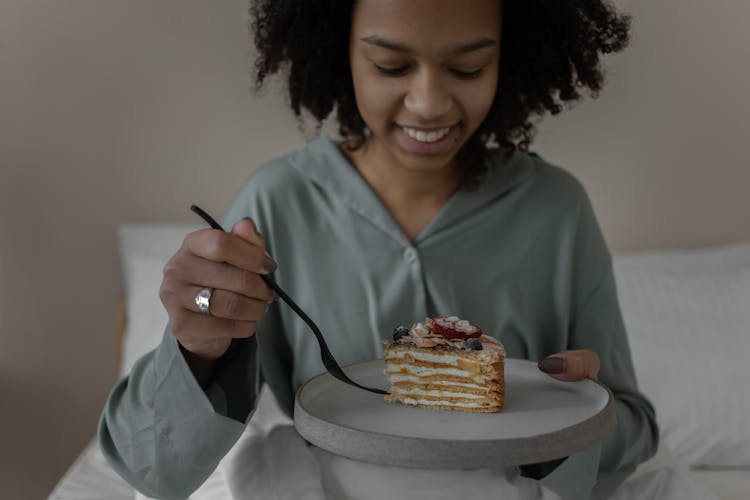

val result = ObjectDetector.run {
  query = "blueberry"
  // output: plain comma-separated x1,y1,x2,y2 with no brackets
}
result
464,338,483,350
392,326,410,342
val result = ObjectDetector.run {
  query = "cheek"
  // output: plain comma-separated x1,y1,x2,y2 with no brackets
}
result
353,79,402,128
463,77,499,124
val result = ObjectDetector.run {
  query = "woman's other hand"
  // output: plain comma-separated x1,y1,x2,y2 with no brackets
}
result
158,217,277,384
538,350,601,381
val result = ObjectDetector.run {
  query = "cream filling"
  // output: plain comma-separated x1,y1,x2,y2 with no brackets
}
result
387,375,483,389
390,387,485,399
401,126,451,143
385,364,482,380
386,351,464,366
401,397,493,409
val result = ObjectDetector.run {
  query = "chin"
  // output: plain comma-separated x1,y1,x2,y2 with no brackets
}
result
388,128,466,173
398,152,457,173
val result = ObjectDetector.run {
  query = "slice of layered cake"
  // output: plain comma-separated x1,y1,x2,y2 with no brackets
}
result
384,316,505,413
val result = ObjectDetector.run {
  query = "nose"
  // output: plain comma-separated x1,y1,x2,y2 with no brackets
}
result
403,70,452,120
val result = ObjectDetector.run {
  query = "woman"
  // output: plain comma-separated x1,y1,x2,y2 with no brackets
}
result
99,1,658,498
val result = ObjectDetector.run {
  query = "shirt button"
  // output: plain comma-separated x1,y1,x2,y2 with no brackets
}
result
403,248,417,263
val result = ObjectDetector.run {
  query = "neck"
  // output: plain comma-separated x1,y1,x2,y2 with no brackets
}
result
341,137,460,242
344,137,460,207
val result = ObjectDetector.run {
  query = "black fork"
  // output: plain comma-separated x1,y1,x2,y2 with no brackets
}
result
190,205,388,395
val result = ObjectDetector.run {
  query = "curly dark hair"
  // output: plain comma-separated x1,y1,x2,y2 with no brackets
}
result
249,1,630,188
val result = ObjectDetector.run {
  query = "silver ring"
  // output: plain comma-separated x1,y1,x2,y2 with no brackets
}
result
195,288,212,315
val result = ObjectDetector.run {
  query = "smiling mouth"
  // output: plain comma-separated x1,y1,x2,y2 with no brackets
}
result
399,124,456,143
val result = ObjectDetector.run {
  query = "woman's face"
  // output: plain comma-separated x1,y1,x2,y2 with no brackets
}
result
349,0,502,174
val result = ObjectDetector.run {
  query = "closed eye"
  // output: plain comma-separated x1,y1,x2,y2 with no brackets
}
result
450,68,484,79
373,64,484,79
374,64,409,76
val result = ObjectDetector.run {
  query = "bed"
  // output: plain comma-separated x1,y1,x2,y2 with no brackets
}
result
49,225,750,499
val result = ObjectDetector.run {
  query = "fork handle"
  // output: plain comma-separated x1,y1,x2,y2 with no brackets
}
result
190,205,388,395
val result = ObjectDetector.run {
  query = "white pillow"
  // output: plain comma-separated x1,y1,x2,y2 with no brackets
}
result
613,242,750,467
118,224,200,376
614,241,750,275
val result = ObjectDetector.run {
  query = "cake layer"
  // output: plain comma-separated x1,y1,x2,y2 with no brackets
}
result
384,393,503,412
390,380,503,395
384,358,503,383
387,386,500,401
385,347,502,366
385,362,484,381
387,374,483,388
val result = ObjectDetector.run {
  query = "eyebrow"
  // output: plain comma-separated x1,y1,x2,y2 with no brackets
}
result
360,35,497,54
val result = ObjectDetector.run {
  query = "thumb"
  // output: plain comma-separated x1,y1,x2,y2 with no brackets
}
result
538,350,600,382
231,217,265,247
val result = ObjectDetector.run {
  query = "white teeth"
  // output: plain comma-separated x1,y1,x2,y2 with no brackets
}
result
402,126,451,143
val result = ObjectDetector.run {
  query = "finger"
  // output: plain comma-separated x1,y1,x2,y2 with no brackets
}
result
538,350,600,381
170,309,259,344
231,218,279,278
231,217,264,246
165,254,276,302
184,228,277,275
184,286,270,321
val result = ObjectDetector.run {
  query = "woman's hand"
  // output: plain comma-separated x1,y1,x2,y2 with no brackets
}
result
538,350,601,381
159,217,277,383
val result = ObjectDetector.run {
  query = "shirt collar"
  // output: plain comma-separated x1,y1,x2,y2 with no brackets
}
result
291,135,536,246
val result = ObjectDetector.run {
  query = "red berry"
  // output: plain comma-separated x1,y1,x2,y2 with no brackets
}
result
431,317,482,339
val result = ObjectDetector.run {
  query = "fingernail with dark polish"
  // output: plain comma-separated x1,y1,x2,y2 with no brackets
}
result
539,356,565,374
263,256,278,274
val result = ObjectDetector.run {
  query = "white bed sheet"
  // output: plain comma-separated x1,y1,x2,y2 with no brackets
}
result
51,387,746,500
49,438,133,500
52,438,746,500
609,445,718,500
687,469,750,500
48,438,231,500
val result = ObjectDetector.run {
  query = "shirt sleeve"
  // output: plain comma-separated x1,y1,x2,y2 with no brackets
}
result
98,170,298,499
97,328,260,499
567,193,660,499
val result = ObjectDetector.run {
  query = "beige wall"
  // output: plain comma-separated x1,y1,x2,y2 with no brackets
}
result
1,0,748,497
536,0,750,250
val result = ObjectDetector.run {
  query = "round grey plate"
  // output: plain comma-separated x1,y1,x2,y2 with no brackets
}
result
294,358,615,468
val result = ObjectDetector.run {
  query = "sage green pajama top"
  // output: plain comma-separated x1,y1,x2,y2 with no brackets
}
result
99,136,658,499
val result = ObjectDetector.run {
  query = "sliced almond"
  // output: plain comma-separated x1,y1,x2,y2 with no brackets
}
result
480,335,501,345
412,325,429,337
413,338,439,348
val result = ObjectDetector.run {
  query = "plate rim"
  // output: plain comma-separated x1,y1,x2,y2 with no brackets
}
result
294,358,616,468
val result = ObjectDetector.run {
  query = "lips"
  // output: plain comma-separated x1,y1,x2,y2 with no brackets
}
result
395,123,461,155
400,125,452,143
